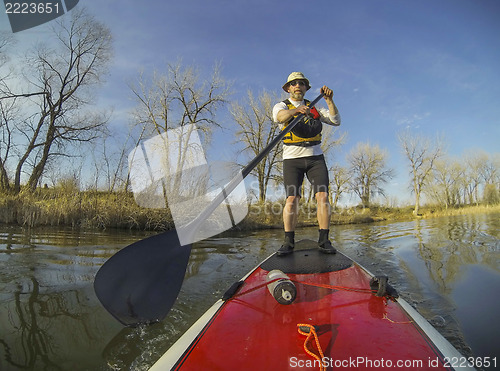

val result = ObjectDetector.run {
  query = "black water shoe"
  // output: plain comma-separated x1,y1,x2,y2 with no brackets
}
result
277,242,294,256
319,240,337,254
277,234,295,257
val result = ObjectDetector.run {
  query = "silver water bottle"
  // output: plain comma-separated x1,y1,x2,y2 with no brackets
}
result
266,269,297,305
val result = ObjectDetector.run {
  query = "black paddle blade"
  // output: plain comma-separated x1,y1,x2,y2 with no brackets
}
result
94,230,192,326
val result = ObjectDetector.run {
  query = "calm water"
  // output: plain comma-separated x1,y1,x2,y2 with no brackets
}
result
0,213,499,370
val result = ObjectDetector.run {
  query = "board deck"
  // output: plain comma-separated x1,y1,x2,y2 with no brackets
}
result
150,240,472,370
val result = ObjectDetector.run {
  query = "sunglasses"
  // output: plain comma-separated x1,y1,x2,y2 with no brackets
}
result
289,80,306,87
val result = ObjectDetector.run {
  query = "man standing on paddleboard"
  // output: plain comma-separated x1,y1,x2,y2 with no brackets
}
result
272,72,341,256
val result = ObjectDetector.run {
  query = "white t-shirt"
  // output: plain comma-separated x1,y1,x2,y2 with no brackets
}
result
272,98,341,160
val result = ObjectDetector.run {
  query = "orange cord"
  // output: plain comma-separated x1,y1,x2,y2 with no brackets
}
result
297,324,326,371
383,313,413,324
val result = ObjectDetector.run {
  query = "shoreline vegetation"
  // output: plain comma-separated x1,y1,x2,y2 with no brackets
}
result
1,188,499,232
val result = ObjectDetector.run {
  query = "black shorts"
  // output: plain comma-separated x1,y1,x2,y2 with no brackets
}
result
283,155,329,198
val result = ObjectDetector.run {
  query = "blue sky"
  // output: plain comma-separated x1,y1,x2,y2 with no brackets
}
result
2,0,499,204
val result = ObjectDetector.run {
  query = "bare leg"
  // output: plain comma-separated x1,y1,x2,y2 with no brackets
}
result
315,192,331,229
278,196,300,256
283,195,300,232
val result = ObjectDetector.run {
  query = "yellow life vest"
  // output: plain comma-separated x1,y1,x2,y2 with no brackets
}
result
282,99,322,146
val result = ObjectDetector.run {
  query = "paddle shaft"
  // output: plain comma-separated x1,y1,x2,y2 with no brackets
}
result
187,93,324,231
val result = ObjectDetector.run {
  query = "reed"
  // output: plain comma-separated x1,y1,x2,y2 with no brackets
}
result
418,204,500,219
1,189,498,231
0,188,174,230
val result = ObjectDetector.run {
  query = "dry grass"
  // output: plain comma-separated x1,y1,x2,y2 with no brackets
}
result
1,189,498,231
418,204,500,219
0,188,174,230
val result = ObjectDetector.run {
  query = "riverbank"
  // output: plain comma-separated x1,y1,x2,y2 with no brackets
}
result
1,189,499,230
239,201,500,230
0,189,174,230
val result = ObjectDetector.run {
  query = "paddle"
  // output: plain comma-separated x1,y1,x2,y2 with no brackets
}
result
94,93,324,326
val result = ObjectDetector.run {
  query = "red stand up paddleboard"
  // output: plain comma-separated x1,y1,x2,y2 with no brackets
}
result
150,240,473,370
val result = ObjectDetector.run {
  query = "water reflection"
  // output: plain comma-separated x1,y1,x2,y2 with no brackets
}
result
329,214,500,360
0,214,499,370
0,273,123,370
0,227,143,371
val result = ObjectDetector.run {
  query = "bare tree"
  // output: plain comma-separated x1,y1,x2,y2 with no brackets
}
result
0,99,17,190
90,132,132,192
463,150,490,205
0,8,113,193
427,158,465,208
480,153,499,205
397,131,444,215
0,33,17,190
329,164,351,210
483,184,499,205
347,142,394,208
321,125,347,157
0,32,15,94
230,90,281,202
480,153,499,186
425,152,499,208
131,61,229,138
129,61,230,201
